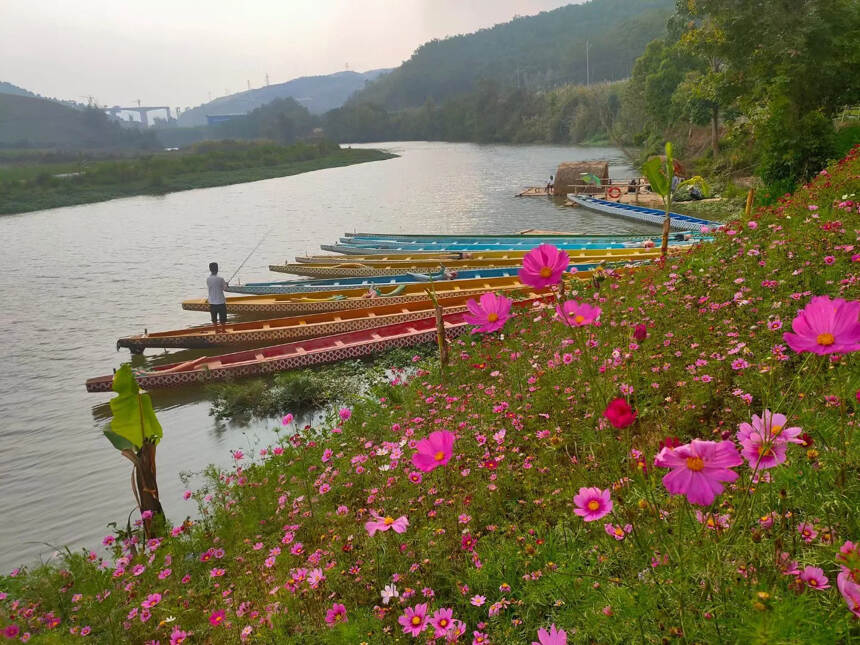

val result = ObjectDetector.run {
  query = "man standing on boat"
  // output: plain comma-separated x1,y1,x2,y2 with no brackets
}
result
207,262,228,331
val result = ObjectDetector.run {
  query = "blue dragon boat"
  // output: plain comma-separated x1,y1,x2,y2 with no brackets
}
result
568,196,721,231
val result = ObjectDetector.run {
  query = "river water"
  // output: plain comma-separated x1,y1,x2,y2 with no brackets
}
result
0,141,649,570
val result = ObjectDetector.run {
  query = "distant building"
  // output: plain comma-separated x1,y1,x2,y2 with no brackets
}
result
206,114,244,125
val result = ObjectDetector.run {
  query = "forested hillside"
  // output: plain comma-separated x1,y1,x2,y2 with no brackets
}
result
0,94,157,150
176,69,390,126
351,0,673,110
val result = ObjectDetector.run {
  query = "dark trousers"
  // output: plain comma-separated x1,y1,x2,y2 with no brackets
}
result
209,303,227,324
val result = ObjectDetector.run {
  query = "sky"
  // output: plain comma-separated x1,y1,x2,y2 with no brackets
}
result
1,0,577,110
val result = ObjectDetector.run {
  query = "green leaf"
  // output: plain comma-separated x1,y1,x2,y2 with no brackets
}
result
677,175,711,197
642,157,670,197
103,429,137,452
581,172,602,186
108,365,163,450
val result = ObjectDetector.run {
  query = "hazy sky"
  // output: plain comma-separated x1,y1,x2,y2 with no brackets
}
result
1,0,577,109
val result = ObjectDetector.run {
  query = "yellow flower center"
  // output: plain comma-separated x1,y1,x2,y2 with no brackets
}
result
487,312,499,322
686,456,705,472
808,578,818,586
574,314,585,324
587,500,601,511
439,619,449,627
816,333,835,346
539,266,553,278
758,445,773,457
614,527,624,536
771,425,783,436
383,516,394,525
411,616,422,626
434,450,445,461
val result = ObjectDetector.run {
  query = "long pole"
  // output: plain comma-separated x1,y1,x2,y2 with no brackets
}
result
228,227,273,283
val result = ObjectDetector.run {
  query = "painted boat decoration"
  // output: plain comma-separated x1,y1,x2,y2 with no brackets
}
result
226,263,605,294
321,238,700,254
568,196,722,231
88,313,476,392
343,231,704,241
181,275,572,315
292,246,684,264
119,293,541,353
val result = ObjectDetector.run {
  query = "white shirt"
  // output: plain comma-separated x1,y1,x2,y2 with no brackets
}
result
206,274,227,305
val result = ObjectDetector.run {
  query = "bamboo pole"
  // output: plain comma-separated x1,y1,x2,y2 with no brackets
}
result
744,188,756,218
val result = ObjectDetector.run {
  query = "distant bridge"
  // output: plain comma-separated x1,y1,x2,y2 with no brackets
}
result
105,106,171,127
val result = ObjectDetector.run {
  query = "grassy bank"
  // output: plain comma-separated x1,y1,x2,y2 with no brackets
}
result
1,148,857,643
0,141,395,215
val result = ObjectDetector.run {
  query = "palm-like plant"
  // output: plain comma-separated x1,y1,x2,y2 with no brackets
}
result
641,142,710,258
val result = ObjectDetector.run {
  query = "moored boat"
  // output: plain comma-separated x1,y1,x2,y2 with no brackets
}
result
226,263,605,294
321,238,700,254
181,275,570,315
118,293,550,352
89,312,475,392
340,232,705,246
568,196,722,231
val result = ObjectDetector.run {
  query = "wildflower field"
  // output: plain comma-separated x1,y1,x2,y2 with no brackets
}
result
2,147,859,643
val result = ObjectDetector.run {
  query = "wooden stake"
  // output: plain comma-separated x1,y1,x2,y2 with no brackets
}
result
744,188,756,218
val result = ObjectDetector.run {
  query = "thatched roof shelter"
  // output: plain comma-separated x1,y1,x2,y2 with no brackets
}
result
553,161,609,196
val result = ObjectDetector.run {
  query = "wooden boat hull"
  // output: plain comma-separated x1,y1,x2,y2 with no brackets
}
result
320,239,699,253
227,264,603,294
343,231,694,241
89,313,474,392
568,196,721,231
119,293,548,352
341,232,706,245
182,274,566,315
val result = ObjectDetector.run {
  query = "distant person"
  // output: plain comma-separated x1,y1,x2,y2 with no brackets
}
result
627,178,639,193
207,262,228,330
545,175,554,194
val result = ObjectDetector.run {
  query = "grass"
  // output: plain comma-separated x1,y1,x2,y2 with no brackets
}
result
0,141,395,215
0,147,858,643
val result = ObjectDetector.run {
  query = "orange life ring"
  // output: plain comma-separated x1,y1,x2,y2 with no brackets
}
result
607,186,622,200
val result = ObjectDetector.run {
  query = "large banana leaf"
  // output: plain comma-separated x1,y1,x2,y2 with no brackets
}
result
106,365,163,450
642,157,670,198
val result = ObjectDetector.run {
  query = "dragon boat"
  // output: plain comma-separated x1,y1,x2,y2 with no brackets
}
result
567,196,722,231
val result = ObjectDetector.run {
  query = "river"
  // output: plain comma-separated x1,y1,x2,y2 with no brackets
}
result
0,141,650,570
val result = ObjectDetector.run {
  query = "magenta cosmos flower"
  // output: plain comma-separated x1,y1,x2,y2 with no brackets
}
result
365,511,409,536
429,608,455,639
798,566,830,590
654,439,743,506
782,296,860,354
556,300,601,327
325,603,347,626
532,624,567,645
463,292,513,333
737,410,803,470
398,603,429,637
603,398,637,429
573,487,613,522
412,430,455,472
838,572,860,618
519,244,569,288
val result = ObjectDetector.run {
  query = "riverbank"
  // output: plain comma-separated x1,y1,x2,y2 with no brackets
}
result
2,146,856,642
0,142,396,215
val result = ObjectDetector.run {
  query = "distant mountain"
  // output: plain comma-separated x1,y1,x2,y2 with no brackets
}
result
0,81,37,98
176,69,391,126
0,93,156,149
349,0,674,110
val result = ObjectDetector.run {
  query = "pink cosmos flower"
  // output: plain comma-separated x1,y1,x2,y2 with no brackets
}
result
398,603,429,637
782,296,860,354
209,610,226,626
412,430,455,472
282,413,294,425
532,624,567,645
365,511,409,536
798,522,818,543
556,300,601,327
573,487,613,522
837,571,860,617
654,439,743,506
430,608,455,639
633,323,648,341
739,432,787,470
798,566,830,590
519,244,569,288
339,407,351,421
325,603,347,626
169,627,189,645
140,593,161,609
604,523,633,540
603,398,636,429
737,410,803,469
464,292,513,333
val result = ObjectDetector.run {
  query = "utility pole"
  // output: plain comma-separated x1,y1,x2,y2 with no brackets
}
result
586,40,591,86
265,73,270,86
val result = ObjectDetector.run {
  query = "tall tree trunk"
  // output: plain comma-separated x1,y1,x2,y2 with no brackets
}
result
711,104,720,155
